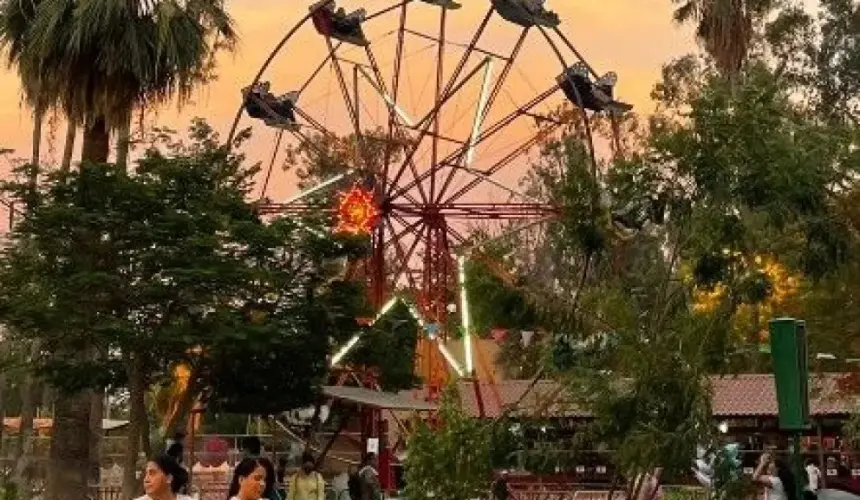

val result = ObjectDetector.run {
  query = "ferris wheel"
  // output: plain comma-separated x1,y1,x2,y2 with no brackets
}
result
228,0,630,396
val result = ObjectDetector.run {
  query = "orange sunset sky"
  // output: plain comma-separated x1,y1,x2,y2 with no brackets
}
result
0,0,818,205
0,0,696,164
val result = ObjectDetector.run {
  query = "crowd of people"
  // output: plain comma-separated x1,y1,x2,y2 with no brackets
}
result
130,435,383,500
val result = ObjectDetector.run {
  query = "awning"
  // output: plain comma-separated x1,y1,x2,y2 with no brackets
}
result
322,386,437,412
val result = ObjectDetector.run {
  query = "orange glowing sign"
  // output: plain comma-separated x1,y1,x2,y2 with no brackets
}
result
335,185,379,235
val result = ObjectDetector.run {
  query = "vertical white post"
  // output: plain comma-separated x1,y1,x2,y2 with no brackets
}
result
458,254,474,375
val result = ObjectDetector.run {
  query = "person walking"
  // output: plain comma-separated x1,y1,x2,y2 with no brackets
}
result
135,454,192,500
805,460,822,500
491,471,509,500
359,453,382,500
228,457,268,500
287,452,326,500
754,453,798,500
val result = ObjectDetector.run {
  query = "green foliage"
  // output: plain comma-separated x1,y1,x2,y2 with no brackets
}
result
465,6,860,481
496,332,544,380
345,301,420,391
0,119,364,415
464,255,536,335
0,0,236,124
404,386,492,500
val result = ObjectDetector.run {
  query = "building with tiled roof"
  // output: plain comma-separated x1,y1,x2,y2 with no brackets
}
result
452,373,857,419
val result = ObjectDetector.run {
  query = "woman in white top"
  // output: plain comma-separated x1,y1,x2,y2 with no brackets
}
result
754,452,799,500
227,457,268,500
134,454,193,500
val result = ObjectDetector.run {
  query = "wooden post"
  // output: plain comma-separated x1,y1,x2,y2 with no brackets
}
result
817,419,826,488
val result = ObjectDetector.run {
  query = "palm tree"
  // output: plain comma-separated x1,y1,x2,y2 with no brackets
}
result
672,0,776,79
0,2,236,499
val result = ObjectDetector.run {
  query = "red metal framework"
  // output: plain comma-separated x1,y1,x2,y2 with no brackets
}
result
229,0,627,398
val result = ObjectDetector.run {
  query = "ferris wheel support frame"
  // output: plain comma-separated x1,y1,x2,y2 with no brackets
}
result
228,0,626,406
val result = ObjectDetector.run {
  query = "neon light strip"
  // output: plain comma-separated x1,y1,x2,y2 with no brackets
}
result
438,342,465,377
357,66,415,127
458,255,474,375
404,303,464,377
331,334,362,366
279,173,347,205
465,58,494,167
330,297,400,367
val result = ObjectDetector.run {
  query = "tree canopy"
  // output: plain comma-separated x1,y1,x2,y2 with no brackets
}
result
0,120,366,416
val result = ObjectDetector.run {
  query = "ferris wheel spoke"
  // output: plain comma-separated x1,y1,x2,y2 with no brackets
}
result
442,121,562,205
392,83,559,200
388,219,425,292
433,27,529,203
386,7,493,196
259,129,285,200
428,6,448,203
365,0,413,22
402,28,511,62
417,6,494,131
360,44,431,204
325,37,370,167
384,0,410,193
298,42,341,98
293,107,336,139
551,26,599,79
387,59,493,196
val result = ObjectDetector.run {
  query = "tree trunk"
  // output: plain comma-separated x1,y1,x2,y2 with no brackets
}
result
26,103,45,210
30,105,43,169
89,389,103,488
45,390,92,500
139,385,152,460
80,117,111,165
45,116,110,500
13,343,40,498
60,121,76,173
122,354,145,500
40,384,54,418
115,114,132,170
0,372,7,459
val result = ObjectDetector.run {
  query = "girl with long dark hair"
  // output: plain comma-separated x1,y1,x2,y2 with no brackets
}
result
228,457,268,500
135,454,192,500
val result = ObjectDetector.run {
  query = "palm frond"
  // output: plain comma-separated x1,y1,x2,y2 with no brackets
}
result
0,0,237,125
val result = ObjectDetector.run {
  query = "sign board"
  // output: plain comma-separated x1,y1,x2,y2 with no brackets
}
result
367,437,379,454
769,318,810,430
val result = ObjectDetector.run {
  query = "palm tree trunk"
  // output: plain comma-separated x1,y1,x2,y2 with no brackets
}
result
115,114,131,170
80,117,111,165
122,354,145,500
30,104,43,169
60,121,76,173
26,104,45,210
13,343,39,499
45,116,110,500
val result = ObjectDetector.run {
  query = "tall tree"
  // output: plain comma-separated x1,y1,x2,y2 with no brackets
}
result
0,3,236,498
0,120,366,497
671,0,776,78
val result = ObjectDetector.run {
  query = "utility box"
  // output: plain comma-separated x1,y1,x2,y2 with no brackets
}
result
768,318,809,430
